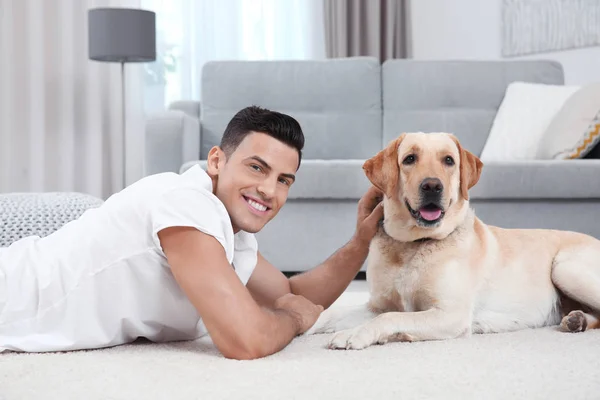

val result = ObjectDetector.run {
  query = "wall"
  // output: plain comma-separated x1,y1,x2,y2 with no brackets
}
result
409,0,600,85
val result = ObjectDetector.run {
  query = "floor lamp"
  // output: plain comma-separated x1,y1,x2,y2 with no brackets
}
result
88,7,156,189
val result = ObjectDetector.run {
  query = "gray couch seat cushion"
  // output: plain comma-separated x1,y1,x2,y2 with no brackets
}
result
472,160,600,199
294,160,600,200
181,159,600,200
290,160,370,199
180,159,370,200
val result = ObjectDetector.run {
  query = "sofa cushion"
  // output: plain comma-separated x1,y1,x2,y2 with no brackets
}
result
289,160,370,199
536,82,600,160
181,159,600,200
471,160,600,199
382,60,565,156
200,57,383,160
296,160,600,199
180,159,371,200
481,81,580,161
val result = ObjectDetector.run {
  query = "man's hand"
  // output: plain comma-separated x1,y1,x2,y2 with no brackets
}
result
354,186,384,246
274,293,324,334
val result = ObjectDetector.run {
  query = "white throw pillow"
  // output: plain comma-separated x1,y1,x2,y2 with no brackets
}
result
480,82,580,161
536,82,600,159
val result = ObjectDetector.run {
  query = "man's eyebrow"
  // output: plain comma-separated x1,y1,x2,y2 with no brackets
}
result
247,156,295,181
282,173,296,182
247,156,271,170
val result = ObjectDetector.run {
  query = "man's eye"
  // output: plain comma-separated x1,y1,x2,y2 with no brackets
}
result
250,164,262,172
278,178,290,186
403,155,416,165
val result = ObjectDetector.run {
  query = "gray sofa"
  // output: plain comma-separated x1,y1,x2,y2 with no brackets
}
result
144,58,600,272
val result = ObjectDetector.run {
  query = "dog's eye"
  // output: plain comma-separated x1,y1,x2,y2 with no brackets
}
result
444,156,455,166
403,155,416,165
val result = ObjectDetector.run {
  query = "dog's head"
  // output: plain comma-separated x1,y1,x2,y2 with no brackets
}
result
363,132,483,242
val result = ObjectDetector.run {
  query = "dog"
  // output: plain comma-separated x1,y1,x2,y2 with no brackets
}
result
306,132,600,350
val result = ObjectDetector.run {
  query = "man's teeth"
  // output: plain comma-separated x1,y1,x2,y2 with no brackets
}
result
247,198,267,212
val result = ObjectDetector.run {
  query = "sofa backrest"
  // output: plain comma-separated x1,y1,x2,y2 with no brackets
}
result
199,57,382,160
381,60,565,155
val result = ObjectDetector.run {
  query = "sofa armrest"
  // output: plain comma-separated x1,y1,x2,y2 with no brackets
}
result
168,100,201,119
144,110,200,176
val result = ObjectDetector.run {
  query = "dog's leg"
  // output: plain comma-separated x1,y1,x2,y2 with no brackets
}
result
551,244,600,333
327,308,470,350
304,303,378,335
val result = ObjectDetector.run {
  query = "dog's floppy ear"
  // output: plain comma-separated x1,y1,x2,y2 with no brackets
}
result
451,135,483,200
363,134,405,199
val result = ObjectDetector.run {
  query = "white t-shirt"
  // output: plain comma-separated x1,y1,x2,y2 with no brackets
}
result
0,165,258,353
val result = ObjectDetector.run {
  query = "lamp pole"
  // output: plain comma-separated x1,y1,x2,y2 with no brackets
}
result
121,61,126,187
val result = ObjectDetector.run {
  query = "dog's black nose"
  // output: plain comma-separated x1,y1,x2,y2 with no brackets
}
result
420,178,443,193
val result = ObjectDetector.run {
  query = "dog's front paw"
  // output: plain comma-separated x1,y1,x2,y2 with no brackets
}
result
304,308,342,335
327,325,377,350
304,304,373,336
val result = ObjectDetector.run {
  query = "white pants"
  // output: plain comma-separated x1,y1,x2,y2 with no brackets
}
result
0,267,5,316
0,266,6,352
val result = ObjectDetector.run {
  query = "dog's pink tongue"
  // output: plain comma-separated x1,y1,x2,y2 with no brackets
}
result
419,208,442,221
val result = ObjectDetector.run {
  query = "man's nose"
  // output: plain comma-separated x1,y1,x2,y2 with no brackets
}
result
420,178,443,194
258,178,277,198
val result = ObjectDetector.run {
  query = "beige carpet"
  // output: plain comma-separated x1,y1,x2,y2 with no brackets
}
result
1,284,600,400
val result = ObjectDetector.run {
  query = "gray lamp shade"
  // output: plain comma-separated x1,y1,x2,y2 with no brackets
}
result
88,8,156,63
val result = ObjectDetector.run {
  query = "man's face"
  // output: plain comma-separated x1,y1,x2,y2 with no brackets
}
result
207,131,299,233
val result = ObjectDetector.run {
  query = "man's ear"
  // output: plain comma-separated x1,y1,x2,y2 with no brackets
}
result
450,135,483,200
363,134,405,199
206,146,226,176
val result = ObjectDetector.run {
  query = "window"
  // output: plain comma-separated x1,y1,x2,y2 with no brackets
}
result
141,0,325,113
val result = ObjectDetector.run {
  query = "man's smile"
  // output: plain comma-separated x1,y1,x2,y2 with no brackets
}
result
243,195,271,215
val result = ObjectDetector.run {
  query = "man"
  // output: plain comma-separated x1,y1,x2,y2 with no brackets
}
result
0,106,383,360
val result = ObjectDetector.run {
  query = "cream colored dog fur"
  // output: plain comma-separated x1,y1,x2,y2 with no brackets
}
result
306,132,600,350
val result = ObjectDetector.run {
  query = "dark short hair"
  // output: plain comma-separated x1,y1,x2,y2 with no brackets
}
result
220,106,305,167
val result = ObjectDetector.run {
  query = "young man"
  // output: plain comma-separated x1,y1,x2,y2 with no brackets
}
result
0,106,383,360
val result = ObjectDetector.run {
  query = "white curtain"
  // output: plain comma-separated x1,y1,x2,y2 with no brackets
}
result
141,0,326,112
0,0,145,200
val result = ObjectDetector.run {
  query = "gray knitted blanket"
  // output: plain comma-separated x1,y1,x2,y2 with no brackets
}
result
0,192,103,247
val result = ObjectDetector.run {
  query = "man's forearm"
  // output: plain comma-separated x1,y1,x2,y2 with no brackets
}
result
260,308,303,354
288,236,370,309
226,307,300,360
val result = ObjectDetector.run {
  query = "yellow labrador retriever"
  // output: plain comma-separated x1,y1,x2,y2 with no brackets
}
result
306,132,600,350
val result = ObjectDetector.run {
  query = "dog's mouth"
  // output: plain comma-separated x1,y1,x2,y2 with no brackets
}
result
405,200,445,226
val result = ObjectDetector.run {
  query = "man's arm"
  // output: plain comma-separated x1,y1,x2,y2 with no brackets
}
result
248,238,369,311
158,226,308,360
288,236,370,309
291,186,383,308
247,186,384,310
246,252,292,309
